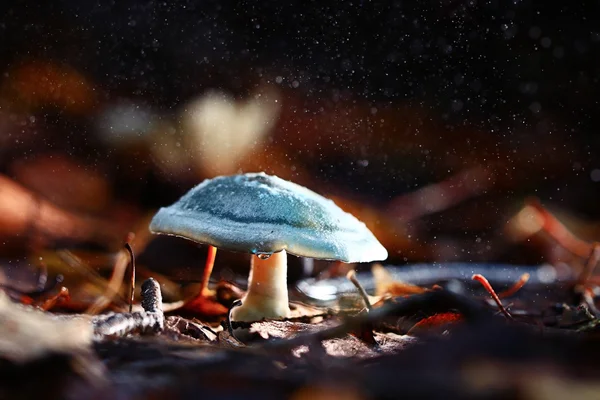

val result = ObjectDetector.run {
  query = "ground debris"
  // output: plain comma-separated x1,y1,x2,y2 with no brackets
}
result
250,319,339,340
92,278,164,339
2,254,600,399
164,316,218,342
0,290,106,387
2,277,600,399
373,263,428,296
0,291,93,363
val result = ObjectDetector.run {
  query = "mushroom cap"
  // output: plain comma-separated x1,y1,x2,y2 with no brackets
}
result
149,172,388,263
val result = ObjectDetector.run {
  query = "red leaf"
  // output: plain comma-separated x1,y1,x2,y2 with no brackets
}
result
408,312,462,333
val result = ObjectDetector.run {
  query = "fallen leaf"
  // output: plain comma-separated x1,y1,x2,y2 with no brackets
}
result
182,295,228,317
408,312,463,334
373,264,428,296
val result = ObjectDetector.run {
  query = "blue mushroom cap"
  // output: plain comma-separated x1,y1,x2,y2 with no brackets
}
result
149,172,388,263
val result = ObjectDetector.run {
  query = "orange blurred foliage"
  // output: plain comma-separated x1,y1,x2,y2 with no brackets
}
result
2,60,97,113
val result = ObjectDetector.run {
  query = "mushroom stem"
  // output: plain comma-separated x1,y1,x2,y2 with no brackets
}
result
231,250,291,321
200,245,218,297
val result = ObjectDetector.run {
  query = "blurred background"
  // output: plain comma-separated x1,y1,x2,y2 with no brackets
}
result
0,0,599,299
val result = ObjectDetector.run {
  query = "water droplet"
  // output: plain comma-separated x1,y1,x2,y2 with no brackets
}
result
257,253,272,260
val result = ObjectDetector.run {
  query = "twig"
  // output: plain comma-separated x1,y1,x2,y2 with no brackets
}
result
579,288,600,316
86,249,129,315
527,198,592,258
39,287,70,311
387,166,492,222
57,250,127,306
577,243,600,286
263,290,492,352
498,273,530,299
125,240,136,313
347,270,372,311
472,274,514,321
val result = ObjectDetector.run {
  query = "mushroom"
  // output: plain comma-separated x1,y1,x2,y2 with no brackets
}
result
149,172,388,321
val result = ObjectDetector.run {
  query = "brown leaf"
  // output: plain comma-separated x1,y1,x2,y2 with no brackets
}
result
0,174,119,252
10,155,111,213
372,264,428,297
182,295,229,317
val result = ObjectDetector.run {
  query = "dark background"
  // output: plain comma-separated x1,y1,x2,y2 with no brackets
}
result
1,0,599,266
1,0,598,125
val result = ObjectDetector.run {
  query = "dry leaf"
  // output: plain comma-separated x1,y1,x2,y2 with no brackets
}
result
372,264,427,297
408,312,463,334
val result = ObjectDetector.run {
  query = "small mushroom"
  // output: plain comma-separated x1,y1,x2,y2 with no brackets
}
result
149,172,387,321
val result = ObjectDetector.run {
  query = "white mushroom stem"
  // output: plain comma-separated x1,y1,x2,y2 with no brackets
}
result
231,250,291,321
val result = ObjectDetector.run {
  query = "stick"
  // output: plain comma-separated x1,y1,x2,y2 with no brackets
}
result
347,270,372,311
498,273,530,299
577,243,600,286
263,290,492,352
472,274,514,321
527,198,592,258
125,241,136,313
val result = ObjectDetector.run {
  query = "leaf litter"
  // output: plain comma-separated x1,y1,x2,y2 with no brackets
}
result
3,200,600,399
